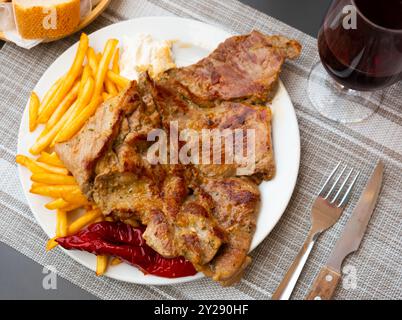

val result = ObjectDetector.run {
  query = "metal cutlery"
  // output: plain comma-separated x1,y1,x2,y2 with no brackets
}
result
272,162,360,300
306,161,384,300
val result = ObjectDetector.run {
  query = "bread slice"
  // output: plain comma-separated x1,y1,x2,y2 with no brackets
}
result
13,0,80,39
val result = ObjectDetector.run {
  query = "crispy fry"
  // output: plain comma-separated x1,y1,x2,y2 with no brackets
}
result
102,92,112,101
112,47,120,74
52,76,95,145
68,209,102,235
31,79,94,154
56,210,68,237
96,255,109,276
46,195,88,212
29,92,40,132
16,155,68,175
79,65,91,96
46,237,59,251
46,82,80,130
111,257,122,266
38,33,89,123
31,182,47,189
16,155,46,174
31,173,77,185
30,185,80,198
54,96,102,143
94,216,105,223
94,39,119,98
38,76,64,115
63,203,86,212
45,198,69,210
61,189,88,204
34,160,69,175
107,70,130,89
37,152,65,168
105,77,118,96
29,105,75,154
87,47,98,75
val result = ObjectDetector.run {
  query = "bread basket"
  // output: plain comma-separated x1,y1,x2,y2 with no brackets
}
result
0,0,111,43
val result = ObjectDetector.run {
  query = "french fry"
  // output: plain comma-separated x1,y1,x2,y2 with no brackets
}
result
38,76,64,115
29,92,40,132
38,33,89,123
94,216,105,223
30,185,80,198
61,189,88,204
54,96,102,143
68,209,102,235
16,155,68,175
30,78,94,154
16,155,47,174
37,152,65,168
56,210,68,237
52,76,95,145
31,182,47,189
29,105,75,154
46,82,80,131
34,160,69,175
31,173,77,185
45,198,69,210
87,47,99,75
107,70,130,89
63,203,86,212
79,65,91,96
102,92,112,101
94,39,119,99
111,257,122,266
46,196,88,212
46,237,59,251
112,47,120,74
105,77,118,96
96,255,109,276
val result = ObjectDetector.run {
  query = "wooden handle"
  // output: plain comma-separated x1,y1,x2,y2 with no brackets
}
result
306,266,341,300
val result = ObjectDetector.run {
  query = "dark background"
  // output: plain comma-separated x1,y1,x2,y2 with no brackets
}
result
0,0,332,300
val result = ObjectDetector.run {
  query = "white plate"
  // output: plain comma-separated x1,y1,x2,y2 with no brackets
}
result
17,17,300,285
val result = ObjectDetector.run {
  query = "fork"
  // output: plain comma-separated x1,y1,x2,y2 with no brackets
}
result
271,162,360,300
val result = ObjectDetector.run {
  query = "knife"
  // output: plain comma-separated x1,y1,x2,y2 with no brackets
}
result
306,161,384,300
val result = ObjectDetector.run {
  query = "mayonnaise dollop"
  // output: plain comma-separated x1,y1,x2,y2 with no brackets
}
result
120,34,176,81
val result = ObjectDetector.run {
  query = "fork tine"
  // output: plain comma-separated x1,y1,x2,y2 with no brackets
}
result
324,165,347,200
318,162,341,196
330,168,353,204
337,171,360,208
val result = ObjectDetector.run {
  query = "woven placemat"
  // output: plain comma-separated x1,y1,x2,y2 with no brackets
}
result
0,0,401,300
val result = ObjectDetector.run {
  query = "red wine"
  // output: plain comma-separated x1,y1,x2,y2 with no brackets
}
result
355,0,402,30
318,0,402,91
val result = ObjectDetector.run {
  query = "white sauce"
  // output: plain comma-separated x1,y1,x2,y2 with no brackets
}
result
120,34,176,81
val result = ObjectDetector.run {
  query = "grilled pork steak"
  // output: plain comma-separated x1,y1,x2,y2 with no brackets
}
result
55,31,301,285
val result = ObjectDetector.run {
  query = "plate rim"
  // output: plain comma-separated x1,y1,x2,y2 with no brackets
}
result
17,16,300,286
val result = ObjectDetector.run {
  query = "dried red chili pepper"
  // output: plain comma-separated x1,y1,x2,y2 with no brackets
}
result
56,221,197,278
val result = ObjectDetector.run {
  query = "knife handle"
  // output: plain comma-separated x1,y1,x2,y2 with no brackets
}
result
306,266,341,300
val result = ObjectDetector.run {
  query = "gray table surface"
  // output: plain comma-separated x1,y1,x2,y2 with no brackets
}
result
0,0,332,300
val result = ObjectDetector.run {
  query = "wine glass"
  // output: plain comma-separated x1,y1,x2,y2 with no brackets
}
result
308,0,402,123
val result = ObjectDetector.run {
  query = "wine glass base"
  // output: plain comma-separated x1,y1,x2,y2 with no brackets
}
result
308,62,384,123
